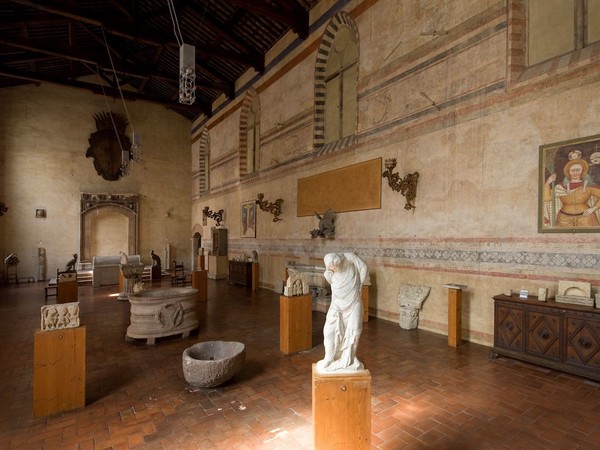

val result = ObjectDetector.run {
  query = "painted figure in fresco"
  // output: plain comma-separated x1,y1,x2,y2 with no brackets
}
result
317,252,368,372
86,112,131,181
545,159,600,228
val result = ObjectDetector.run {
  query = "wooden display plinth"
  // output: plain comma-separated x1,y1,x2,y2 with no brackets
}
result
312,364,371,449
33,326,86,417
361,285,369,322
280,294,312,354
57,280,78,304
208,255,228,280
252,262,259,291
192,270,208,302
444,284,466,347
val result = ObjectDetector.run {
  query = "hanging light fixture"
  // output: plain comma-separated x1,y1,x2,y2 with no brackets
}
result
179,43,196,105
168,0,196,105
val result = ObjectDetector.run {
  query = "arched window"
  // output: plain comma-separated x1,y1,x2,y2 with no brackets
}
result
198,128,210,194
314,12,359,153
528,0,600,66
239,89,260,176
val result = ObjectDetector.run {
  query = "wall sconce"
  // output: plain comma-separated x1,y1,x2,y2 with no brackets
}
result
256,193,283,222
382,158,420,210
203,206,224,226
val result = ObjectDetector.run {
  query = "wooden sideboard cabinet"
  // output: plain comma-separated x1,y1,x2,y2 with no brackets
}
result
228,261,253,287
492,294,600,381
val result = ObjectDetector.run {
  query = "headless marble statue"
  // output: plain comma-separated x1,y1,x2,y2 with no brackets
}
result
316,252,368,373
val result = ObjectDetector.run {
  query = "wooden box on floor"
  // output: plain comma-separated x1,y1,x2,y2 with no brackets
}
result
312,364,371,449
279,294,312,354
33,326,86,417
192,270,208,302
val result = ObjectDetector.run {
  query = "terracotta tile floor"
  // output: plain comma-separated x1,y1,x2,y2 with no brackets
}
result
2,279,600,449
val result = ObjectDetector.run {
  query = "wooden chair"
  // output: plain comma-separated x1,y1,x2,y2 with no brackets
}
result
171,261,189,286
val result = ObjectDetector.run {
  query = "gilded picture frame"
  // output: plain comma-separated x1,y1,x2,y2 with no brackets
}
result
539,133,600,233
241,201,256,238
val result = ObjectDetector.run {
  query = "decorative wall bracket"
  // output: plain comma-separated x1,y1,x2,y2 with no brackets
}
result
382,158,420,210
203,207,224,226
0,202,7,216
256,193,283,222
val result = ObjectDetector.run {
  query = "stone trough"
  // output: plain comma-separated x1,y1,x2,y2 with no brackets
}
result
182,341,246,388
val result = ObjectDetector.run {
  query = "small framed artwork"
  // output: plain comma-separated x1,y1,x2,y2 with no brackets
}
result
539,133,600,233
241,201,256,238
35,209,46,218
519,289,528,299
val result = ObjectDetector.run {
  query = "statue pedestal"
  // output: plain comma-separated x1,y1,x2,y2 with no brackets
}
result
192,270,208,302
151,266,161,280
312,364,371,449
361,285,369,322
279,294,312,354
252,262,259,291
208,255,228,280
444,284,467,347
33,326,86,417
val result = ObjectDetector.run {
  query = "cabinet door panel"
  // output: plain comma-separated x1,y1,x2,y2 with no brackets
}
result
495,304,524,350
526,311,561,360
565,317,600,370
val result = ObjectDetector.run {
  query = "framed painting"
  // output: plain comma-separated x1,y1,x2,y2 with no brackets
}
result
539,133,600,233
241,201,256,238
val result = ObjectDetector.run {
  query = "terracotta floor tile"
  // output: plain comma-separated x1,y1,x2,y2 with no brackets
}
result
3,279,600,449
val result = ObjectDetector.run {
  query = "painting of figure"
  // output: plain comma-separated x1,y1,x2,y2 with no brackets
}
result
539,134,600,232
241,201,256,238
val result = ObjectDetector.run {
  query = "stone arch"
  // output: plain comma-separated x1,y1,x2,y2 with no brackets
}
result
238,88,260,176
314,11,359,154
197,128,210,194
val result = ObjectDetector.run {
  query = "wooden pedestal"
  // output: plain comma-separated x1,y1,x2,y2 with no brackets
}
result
57,280,78,304
192,270,208,302
312,364,371,449
208,255,228,280
279,294,312,354
447,288,463,347
252,262,259,291
33,326,86,417
361,285,369,322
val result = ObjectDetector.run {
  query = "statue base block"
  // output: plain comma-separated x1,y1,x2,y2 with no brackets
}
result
33,326,86,417
192,270,208,302
312,364,371,449
279,294,312,354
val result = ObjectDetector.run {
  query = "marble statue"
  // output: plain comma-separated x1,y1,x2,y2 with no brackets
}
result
316,252,368,373
397,284,431,330
119,251,129,265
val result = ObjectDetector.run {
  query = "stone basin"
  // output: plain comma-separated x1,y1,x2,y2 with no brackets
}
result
127,286,199,345
182,341,246,388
